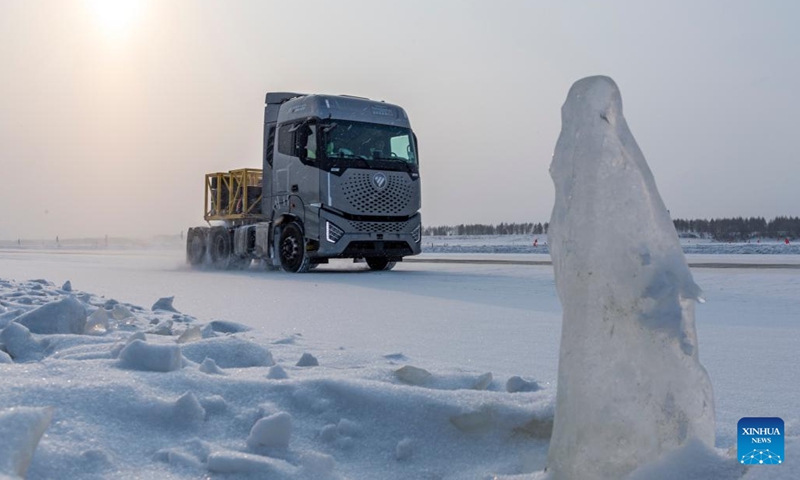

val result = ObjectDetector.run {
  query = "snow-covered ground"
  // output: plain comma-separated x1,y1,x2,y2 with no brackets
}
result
1,248,798,478
422,234,800,256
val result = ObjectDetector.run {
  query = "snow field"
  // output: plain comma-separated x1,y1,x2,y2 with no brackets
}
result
0,278,555,479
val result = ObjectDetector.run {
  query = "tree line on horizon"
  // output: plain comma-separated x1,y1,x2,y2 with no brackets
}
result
423,216,800,241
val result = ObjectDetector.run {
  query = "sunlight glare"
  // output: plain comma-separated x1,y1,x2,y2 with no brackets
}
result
87,0,144,40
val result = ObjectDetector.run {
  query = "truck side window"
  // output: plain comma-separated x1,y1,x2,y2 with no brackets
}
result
278,122,316,161
304,125,317,160
278,124,294,156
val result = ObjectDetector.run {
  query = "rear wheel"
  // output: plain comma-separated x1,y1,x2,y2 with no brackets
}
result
279,223,310,273
187,228,206,266
366,257,396,271
208,226,232,269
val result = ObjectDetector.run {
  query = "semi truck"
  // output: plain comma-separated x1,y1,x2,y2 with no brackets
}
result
186,92,422,273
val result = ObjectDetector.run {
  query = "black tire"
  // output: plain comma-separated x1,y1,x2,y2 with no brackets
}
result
187,228,206,266
366,257,396,271
208,226,232,269
279,223,310,273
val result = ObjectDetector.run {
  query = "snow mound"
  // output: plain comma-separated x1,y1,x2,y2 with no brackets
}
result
546,75,716,479
207,450,297,475
117,339,182,372
0,406,54,479
627,438,745,480
181,336,274,368
14,295,86,334
208,319,251,333
0,323,43,362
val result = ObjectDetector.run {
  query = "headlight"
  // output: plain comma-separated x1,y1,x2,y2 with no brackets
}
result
411,225,421,243
326,221,344,243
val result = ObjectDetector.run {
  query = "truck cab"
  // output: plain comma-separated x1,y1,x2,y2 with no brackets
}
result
186,92,422,273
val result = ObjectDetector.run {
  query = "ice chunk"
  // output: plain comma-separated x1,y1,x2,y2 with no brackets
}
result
84,308,110,335
396,438,413,461
0,323,43,363
472,372,493,390
394,365,431,386
0,406,54,478
148,320,173,336
546,76,715,479
0,350,11,364
176,325,202,344
111,304,135,320
14,295,86,334
61,280,72,292
174,391,205,424
296,352,318,367
198,357,225,375
117,339,182,372
151,296,178,312
267,365,288,380
246,411,292,450
506,376,540,393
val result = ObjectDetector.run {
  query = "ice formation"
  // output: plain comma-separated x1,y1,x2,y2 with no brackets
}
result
546,76,715,479
247,412,293,449
117,339,182,372
0,407,53,478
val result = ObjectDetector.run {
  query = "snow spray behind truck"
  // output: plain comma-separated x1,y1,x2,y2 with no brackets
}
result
186,93,422,273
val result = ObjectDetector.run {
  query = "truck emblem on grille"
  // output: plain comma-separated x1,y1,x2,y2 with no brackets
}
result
372,173,388,191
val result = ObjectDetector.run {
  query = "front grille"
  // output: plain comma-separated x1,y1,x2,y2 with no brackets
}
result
340,172,414,215
350,220,407,233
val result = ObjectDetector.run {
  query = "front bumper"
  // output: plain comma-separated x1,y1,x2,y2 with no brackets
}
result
316,209,421,259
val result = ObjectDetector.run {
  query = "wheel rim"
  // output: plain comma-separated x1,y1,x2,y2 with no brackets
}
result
281,235,301,270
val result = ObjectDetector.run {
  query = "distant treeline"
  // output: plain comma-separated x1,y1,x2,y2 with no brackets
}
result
672,216,800,241
423,216,800,241
423,222,548,236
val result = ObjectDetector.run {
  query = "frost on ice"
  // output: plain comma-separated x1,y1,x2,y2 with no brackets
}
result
546,76,715,479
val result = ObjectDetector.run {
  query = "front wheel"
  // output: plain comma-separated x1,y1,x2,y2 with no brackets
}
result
366,257,396,271
279,223,310,273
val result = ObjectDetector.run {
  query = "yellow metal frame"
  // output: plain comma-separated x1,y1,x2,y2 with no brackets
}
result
204,168,266,221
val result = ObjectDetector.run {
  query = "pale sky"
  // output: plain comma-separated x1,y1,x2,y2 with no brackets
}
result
0,0,798,239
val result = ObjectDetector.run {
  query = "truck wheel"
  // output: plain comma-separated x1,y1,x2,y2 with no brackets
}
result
208,226,232,269
366,258,396,271
279,223,310,273
187,228,206,266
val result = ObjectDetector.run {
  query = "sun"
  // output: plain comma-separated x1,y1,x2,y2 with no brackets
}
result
86,0,144,39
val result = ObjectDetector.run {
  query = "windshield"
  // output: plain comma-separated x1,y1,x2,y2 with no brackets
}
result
321,120,417,165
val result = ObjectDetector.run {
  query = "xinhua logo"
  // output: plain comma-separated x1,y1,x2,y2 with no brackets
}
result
738,417,784,465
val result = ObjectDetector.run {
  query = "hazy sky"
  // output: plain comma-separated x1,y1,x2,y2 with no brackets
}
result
1,0,798,239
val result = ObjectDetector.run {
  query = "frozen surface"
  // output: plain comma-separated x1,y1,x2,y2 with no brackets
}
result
546,76,716,479
0,247,798,479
